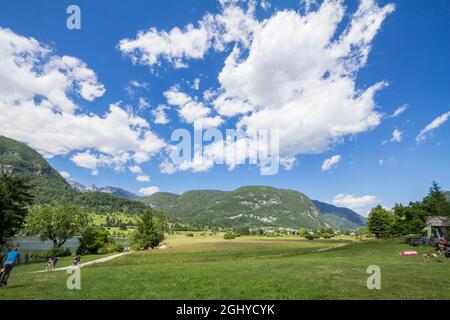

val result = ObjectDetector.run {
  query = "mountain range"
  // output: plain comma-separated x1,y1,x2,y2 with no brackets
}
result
0,135,366,229
68,180,139,200
142,187,367,229
0,135,147,214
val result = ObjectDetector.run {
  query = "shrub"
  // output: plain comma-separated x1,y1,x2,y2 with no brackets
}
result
305,233,316,240
44,247,72,259
224,232,236,240
186,233,194,237
98,242,124,254
77,226,112,255
321,233,332,239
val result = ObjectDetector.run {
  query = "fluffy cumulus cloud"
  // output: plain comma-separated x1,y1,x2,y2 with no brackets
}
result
218,0,395,156
59,171,71,179
321,155,342,171
129,165,143,174
164,86,223,129
122,1,395,174
416,111,450,142
391,129,403,143
383,128,403,144
152,105,170,125
118,0,258,69
139,186,160,196
136,175,151,182
0,28,166,174
332,193,378,215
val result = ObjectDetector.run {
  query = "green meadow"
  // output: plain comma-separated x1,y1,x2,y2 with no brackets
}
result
1,234,449,300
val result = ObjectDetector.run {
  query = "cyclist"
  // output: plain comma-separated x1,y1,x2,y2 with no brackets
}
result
0,247,20,287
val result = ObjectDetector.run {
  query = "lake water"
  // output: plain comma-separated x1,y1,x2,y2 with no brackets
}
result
13,236,80,252
13,236,128,253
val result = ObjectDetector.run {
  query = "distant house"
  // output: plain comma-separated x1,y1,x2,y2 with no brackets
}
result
424,216,450,239
0,164,13,175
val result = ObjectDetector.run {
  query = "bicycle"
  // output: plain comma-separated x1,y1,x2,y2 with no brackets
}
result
0,264,13,287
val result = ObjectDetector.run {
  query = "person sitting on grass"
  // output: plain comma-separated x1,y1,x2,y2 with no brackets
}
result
52,256,60,269
72,255,81,267
45,258,54,271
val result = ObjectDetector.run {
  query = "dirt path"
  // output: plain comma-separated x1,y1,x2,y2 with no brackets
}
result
30,252,131,274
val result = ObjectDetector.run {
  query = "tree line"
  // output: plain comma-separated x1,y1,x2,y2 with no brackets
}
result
367,181,450,238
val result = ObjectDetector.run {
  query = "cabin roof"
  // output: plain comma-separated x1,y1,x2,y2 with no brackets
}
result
425,216,450,227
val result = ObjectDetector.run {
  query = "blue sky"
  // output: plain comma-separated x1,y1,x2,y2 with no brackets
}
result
0,0,449,215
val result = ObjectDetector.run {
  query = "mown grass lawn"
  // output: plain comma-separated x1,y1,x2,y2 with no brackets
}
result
0,235,449,300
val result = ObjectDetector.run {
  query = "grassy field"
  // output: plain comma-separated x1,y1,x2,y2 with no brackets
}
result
0,234,449,300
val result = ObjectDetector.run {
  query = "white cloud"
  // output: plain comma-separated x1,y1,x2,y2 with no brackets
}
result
390,129,403,143
260,0,271,10
70,150,133,174
138,97,150,110
118,23,210,69
321,154,341,171
136,175,151,182
219,0,394,156
118,1,258,69
152,104,170,125
332,193,378,215
159,160,177,175
125,80,149,96
416,111,450,142
280,156,297,170
390,104,408,118
139,186,160,196
0,28,166,173
0,28,104,114
382,128,403,144
71,151,99,170
191,78,201,90
129,165,143,174
379,159,384,166
164,86,223,129
119,0,395,174
59,171,71,179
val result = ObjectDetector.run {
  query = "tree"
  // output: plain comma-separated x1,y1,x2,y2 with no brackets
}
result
130,208,167,250
27,204,90,248
391,203,426,236
298,228,309,238
320,227,334,237
0,172,33,250
367,205,394,239
236,227,250,236
421,181,450,216
76,226,111,255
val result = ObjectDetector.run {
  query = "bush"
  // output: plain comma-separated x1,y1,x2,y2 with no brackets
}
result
186,233,194,237
224,232,236,240
98,242,124,254
321,233,332,239
305,233,316,240
44,247,72,259
236,227,250,236
77,226,112,255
